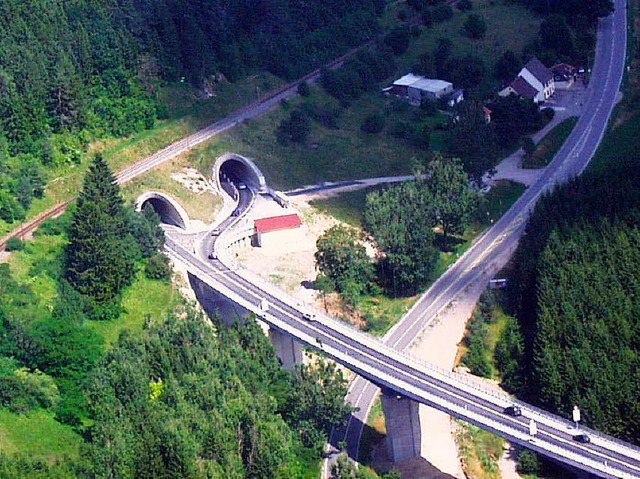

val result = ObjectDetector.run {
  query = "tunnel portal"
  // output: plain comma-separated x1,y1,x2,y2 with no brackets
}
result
136,192,190,230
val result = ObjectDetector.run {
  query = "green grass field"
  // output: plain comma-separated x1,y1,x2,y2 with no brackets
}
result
89,271,180,347
188,89,446,190
0,409,82,463
522,117,578,169
309,185,388,228
399,0,542,94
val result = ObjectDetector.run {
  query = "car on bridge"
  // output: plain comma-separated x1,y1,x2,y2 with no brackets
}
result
573,433,590,444
503,405,522,417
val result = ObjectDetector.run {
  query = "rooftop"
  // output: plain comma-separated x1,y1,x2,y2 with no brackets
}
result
410,78,453,93
510,76,538,99
393,73,424,87
255,214,302,234
523,57,553,84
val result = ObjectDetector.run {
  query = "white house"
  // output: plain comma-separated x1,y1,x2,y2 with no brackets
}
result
518,57,555,102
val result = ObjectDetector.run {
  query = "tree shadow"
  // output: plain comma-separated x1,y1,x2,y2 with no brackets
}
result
434,233,466,253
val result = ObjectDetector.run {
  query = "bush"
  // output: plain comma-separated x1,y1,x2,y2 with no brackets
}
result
457,0,473,10
517,449,541,475
276,109,311,144
541,107,555,122
384,27,411,56
297,81,311,97
463,14,487,40
5,237,24,251
145,253,173,280
360,113,385,134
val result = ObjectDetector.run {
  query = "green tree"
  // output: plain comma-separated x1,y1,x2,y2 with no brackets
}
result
364,181,439,296
285,359,355,450
463,14,487,40
494,50,523,81
64,155,134,307
425,156,479,249
315,225,375,301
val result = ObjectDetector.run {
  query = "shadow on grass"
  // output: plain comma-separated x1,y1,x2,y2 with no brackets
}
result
434,233,466,253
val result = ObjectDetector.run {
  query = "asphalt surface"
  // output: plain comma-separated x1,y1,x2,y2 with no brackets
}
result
330,0,630,472
164,178,640,479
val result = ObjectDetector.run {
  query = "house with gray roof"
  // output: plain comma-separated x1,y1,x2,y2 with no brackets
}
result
498,56,555,103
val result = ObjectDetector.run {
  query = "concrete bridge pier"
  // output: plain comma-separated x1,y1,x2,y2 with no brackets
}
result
381,389,423,463
269,328,304,370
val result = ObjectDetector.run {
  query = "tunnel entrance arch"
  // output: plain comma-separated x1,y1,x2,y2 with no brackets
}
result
136,192,190,230
213,152,267,195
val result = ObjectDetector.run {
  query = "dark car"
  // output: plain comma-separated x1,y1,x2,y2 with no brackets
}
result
503,405,522,417
573,433,590,444
208,252,218,260
231,208,241,217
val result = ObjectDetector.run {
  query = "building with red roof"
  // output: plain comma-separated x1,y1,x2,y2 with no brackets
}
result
254,214,302,247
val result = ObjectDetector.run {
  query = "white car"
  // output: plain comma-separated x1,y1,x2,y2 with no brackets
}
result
237,181,247,190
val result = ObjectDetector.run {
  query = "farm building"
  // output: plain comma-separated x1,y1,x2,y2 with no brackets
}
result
392,74,454,104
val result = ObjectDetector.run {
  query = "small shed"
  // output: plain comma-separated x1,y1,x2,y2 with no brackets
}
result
254,214,302,248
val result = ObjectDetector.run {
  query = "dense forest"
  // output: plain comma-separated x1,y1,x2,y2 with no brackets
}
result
0,156,355,477
0,0,384,224
495,109,640,445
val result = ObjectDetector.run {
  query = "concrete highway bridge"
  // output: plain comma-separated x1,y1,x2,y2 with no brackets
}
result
137,148,640,478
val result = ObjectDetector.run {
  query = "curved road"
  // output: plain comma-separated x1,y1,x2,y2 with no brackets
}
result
163,175,640,479
331,0,629,469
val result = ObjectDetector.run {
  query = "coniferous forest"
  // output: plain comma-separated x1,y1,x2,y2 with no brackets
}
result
0,0,384,223
497,114,640,445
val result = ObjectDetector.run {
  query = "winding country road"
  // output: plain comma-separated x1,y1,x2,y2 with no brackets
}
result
329,0,629,470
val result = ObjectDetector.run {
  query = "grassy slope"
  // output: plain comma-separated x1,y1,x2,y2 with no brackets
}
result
522,117,579,169
1,230,181,459
0,409,82,462
0,73,282,237
121,155,223,223
400,0,541,94
188,89,446,190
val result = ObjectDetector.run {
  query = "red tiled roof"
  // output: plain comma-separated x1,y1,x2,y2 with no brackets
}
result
255,214,302,234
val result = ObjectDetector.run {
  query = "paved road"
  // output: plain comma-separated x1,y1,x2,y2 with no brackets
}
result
330,0,629,470
164,176,640,479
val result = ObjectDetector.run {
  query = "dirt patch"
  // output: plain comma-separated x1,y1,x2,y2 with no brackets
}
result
170,167,213,194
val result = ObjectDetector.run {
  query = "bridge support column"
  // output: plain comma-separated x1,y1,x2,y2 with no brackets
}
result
381,389,422,463
269,328,304,370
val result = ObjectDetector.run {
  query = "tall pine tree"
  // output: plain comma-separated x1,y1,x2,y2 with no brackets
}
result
64,155,134,307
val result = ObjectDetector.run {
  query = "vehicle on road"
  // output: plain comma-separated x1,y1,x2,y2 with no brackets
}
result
208,251,218,260
231,208,241,217
211,228,221,236
237,181,247,190
503,405,522,417
573,434,591,444
302,312,316,321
